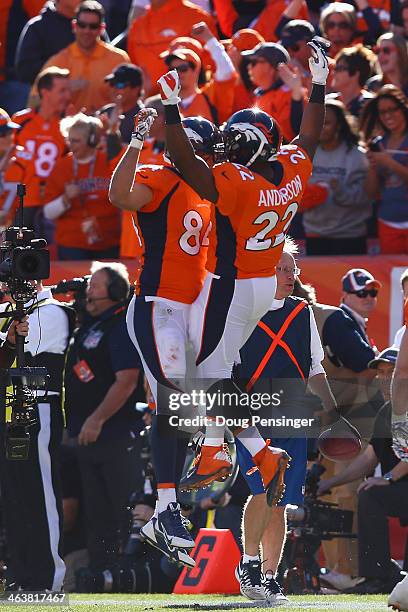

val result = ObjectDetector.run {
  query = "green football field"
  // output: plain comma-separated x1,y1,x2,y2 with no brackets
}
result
0,593,397,612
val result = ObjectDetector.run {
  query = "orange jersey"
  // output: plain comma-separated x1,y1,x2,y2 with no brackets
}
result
0,147,25,224
11,108,66,207
134,165,211,303
254,87,307,142
127,0,216,96
206,144,312,279
44,150,120,250
120,139,165,259
180,77,236,125
36,41,130,113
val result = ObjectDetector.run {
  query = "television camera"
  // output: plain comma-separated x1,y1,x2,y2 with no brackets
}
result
282,462,355,594
0,184,50,460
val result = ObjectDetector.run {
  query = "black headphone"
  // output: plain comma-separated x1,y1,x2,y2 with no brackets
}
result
87,122,98,148
104,267,130,302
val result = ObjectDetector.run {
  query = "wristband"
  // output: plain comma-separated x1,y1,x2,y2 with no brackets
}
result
129,138,143,150
309,84,325,103
164,105,182,125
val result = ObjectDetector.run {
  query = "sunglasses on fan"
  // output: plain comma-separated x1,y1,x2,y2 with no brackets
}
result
348,288,378,298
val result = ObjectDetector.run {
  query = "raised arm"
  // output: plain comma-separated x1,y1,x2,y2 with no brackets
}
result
109,109,156,211
157,70,219,203
292,39,329,160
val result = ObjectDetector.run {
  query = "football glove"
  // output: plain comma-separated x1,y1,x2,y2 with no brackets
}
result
130,108,158,149
392,418,408,462
307,37,330,86
157,70,181,106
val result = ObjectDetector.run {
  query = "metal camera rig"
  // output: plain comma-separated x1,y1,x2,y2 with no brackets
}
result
0,184,50,460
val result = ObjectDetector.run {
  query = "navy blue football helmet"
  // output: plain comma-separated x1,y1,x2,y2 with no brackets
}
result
223,108,281,167
182,116,225,162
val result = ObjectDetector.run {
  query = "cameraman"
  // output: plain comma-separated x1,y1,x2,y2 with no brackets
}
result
318,348,408,594
64,262,144,574
0,281,71,592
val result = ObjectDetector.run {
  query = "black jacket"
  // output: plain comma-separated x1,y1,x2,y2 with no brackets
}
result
15,2,75,84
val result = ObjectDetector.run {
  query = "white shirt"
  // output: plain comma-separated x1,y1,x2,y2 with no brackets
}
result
393,324,406,349
270,298,325,378
24,288,70,356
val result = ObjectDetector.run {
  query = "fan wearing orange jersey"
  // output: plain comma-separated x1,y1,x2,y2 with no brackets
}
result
43,113,120,260
11,67,71,237
109,109,220,566
127,0,216,96
158,38,329,501
0,109,23,227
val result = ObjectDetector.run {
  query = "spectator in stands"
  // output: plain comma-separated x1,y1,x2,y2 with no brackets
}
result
367,33,408,97
37,1,129,113
159,35,212,88
320,2,357,58
127,0,216,96
43,113,120,260
162,22,236,124
212,0,308,41
329,45,375,118
361,85,408,254
15,0,81,86
100,63,144,144
302,99,371,255
226,29,264,112
0,109,20,227
64,261,144,574
242,42,305,142
318,347,408,595
0,1,43,113
11,66,71,238
280,19,315,91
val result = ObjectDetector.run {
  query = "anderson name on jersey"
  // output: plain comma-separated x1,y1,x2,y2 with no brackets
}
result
206,143,312,279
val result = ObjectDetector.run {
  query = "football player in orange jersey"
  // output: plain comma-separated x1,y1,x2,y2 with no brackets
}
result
157,38,329,499
109,110,222,567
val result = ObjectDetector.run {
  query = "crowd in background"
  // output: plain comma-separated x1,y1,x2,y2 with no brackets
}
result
0,0,408,256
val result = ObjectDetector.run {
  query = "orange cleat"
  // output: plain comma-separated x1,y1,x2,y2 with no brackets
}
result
252,442,290,507
179,443,233,491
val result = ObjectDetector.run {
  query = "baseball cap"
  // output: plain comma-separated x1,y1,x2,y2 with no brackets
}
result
0,108,19,130
231,29,265,53
368,347,398,369
280,20,315,49
241,42,290,67
164,48,201,70
104,63,143,88
342,268,382,293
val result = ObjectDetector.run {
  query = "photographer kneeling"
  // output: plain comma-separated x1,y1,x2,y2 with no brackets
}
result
318,348,408,594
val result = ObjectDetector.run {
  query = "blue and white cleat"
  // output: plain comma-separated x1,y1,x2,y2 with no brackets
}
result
156,502,195,550
140,515,196,569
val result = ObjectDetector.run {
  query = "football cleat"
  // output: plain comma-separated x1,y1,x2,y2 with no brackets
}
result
156,502,195,549
235,558,265,600
389,575,408,611
250,441,290,506
179,443,233,491
140,516,195,569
